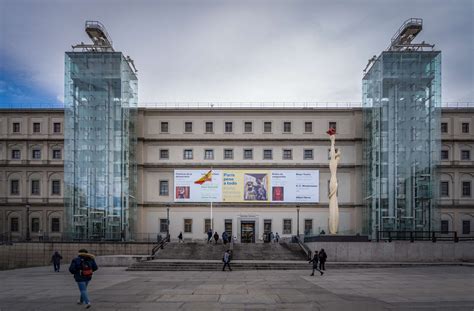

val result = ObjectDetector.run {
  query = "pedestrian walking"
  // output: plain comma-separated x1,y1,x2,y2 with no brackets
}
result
207,228,213,243
269,232,274,243
213,232,219,244
178,232,184,243
69,249,98,309
51,251,63,272
319,249,327,271
222,250,232,271
309,251,324,276
275,232,280,243
222,231,228,245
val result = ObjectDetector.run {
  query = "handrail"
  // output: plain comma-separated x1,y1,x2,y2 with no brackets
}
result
151,234,169,257
295,235,312,260
377,230,462,242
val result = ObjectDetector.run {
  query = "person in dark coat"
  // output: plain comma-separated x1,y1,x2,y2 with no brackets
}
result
69,249,98,308
207,228,213,243
222,231,228,245
222,250,232,271
51,251,63,272
319,249,327,271
213,232,219,244
309,251,324,276
178,232,184,243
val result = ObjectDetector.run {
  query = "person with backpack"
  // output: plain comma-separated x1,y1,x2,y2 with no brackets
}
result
309,251,324,276
213,232,219,244
178,232,184,243
69,249,98,309
222,250,232,271
51,251,63,272
319,248,327,271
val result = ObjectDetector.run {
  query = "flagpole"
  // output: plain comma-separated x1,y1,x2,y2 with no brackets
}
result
210,166,213,231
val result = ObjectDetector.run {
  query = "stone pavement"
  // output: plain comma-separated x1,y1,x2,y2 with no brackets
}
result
0,266,473,310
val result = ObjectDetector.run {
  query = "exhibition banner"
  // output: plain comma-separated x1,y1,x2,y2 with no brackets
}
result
174,169,319,203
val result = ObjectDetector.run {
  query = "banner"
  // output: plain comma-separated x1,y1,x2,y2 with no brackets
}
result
174,170,319,203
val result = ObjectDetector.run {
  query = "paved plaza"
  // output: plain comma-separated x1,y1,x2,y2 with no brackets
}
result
0,265,473,310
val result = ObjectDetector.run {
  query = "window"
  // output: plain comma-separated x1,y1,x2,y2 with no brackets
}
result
329,122,337,131
264,122,272,133
160,122,169,133
441,220,449,234
225,219,232,237
205,122,213,133
462,220,471,235
305,122,313,133
244,122,253,133
440,150,449,160
31,218,40,232
462,181,471,197
159,181,169,196
183,149,193,160
32,149,41,160
160,219,168,233
225,122,233,133
304,149,313,160
53,122,61,133
204,149,214,160
11,149,21,160
224,149,233,159
283,219,292,234
10,180,19,195
462,123,470,133
52,149,62,160
283,149,292,160
440,181,449,197
441,122,448,133
243,149,253,159
52,180,61,195
263,149,272,160
160,149,169,159
31,180,40,195
13,122,20,133
461,150,471,161
304,219,313,235
10,217,19,232
33,122,41,133
204,219,211,233
184,219,192,233
283,122,292,133
51,218,60,232
184,122,193,133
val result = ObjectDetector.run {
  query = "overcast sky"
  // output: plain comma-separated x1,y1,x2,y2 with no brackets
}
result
0,0,473,106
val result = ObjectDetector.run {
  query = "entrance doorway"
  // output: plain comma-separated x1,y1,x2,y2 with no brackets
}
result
241,221,255,243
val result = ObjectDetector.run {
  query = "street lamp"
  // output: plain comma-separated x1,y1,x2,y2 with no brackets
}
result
166,204,170,242
296,205,300,238
25,204,31,241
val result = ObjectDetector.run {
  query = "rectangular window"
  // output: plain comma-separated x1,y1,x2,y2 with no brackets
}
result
264,122,272,133
31,180,40,195
440,181,449,197
225,122,233,133
31,218,40,232
441,122,448,133
184,219,192,233
160,219,168,233
161,122,169,133
159,180,169,196
441,220,449,234
10,180,19,195
462,220,471,235
52,149,62,160
244,122,253,133
462,181,471,197
462,122,470,133
53,122,61,133
243,149,253,159
304,149,313,160
183,149,193,160
283,219,292,234
13,122,20,133
10,217,19,232
304,219,313,235
160,149,169,159
440,150,449,160
51,218,60,232
305,122,313,133
263,149,272,160
32,149,41,160
283,149,292,160
225,219,232,237
204,219,211,233
204,149,214,160
224,149,233,159
205,122,213,133
461,150,471,161
52,180,61,195
329,121,337,131
283,122,291,133
11,149,21,160
184,122,193,133
33,122,41,133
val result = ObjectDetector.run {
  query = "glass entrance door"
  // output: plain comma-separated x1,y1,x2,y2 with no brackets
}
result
241,221,255,243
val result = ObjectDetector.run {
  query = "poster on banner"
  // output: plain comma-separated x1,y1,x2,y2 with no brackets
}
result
174,170,222,202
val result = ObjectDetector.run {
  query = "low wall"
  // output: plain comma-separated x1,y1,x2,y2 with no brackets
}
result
0,242,154,270
306,241,474,262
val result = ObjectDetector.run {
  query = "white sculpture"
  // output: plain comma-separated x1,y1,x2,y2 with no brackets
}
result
327,128,341,234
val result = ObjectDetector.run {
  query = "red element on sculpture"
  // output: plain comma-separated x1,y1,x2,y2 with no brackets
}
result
326,127,336,135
